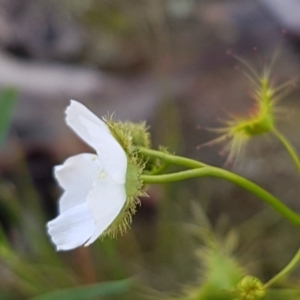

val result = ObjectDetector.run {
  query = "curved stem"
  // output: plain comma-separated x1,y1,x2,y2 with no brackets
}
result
138,147,206,169
141,166,300,227
273,128,300,175
264,247,300,288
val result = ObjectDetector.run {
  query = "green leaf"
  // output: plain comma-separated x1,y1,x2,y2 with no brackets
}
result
0,87,18,148
30,279,133,300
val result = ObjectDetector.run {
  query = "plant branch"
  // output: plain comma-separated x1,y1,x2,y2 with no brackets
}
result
138,147,206,169
273,128,300,175
141,166,300,227
265,246,300,288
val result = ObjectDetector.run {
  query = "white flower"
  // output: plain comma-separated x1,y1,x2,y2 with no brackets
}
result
47,100,127,251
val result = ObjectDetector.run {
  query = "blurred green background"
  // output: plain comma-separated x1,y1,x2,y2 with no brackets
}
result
1,0,300,299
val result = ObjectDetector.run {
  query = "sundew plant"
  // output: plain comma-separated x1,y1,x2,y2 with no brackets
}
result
1,60,300,300
45,62,300,299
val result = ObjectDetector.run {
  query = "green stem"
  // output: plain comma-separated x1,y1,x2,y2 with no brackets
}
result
146,161,170,175
141,166,300,227
138,147,206,169
264,247,300,288
273,128,300,175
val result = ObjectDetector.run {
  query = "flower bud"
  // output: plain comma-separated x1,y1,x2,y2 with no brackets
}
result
236,276,266,300
199,62,290,164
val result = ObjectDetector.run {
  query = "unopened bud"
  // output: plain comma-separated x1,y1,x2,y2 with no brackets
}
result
236,275,266,300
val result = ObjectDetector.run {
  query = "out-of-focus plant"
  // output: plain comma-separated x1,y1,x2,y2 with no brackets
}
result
0,88,18,148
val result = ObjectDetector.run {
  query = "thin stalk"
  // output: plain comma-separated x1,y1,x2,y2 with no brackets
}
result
264,247,300,288
141,166,300,227
273,128,300,175
138,147,206,169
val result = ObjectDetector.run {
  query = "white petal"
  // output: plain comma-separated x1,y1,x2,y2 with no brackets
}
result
47,203,95,251
85,175,126,246
80,117,127,184
54,153,102,213
65,100,110,149
65,100,127,184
